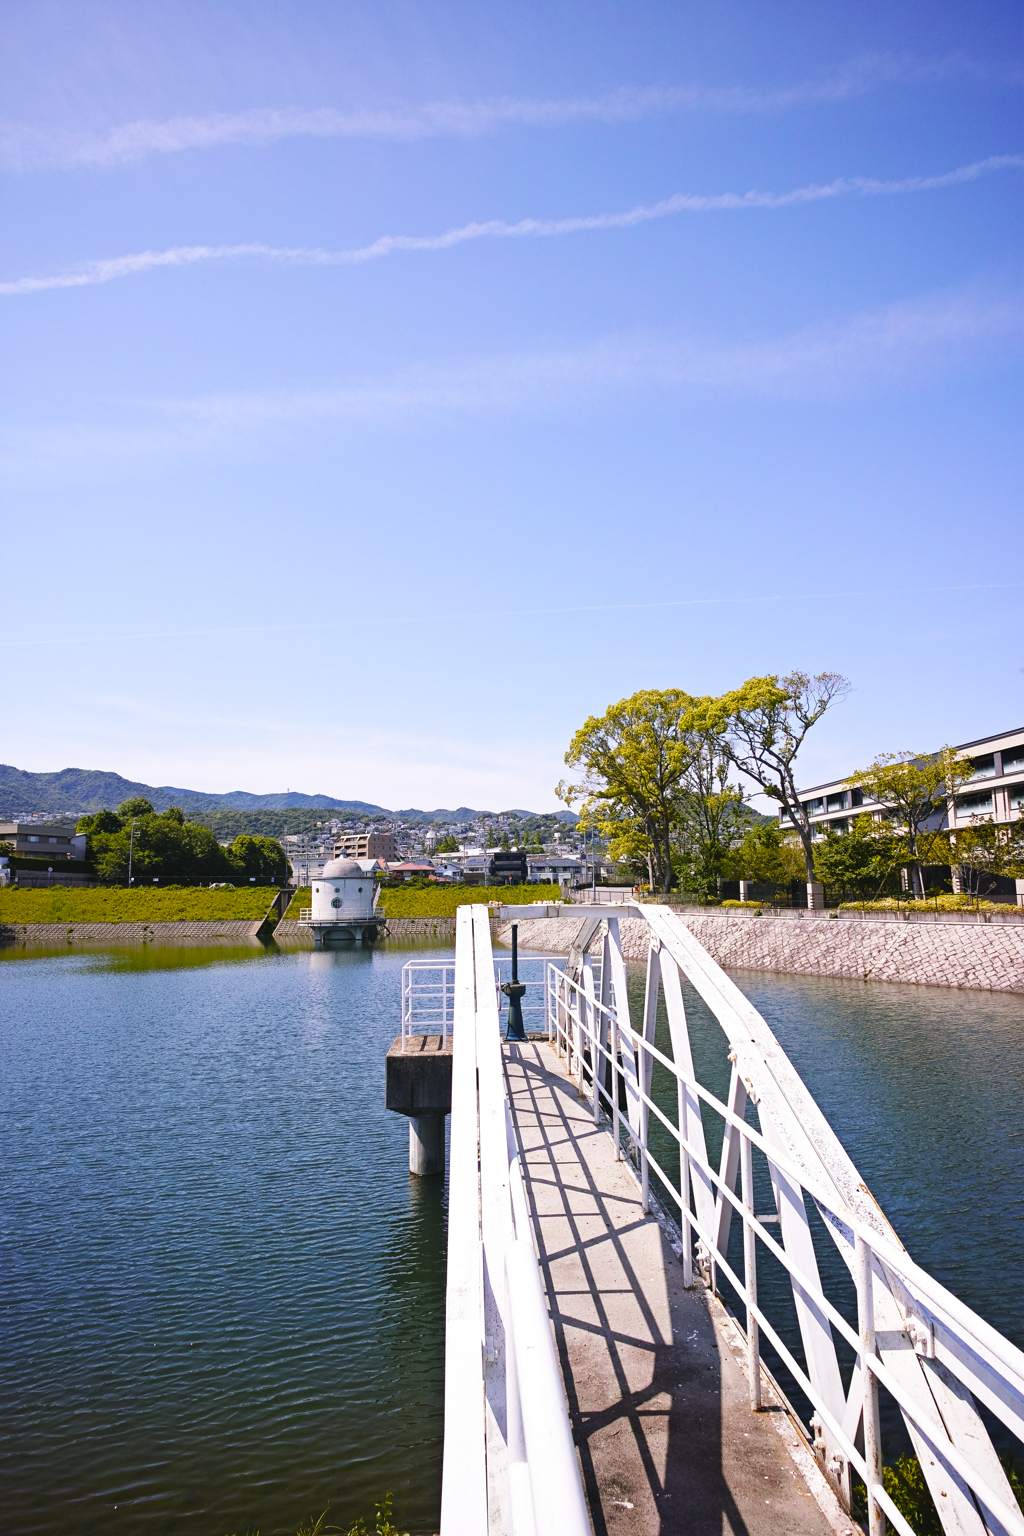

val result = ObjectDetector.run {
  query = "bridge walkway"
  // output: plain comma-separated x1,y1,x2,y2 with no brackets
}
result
504,1036,849,1536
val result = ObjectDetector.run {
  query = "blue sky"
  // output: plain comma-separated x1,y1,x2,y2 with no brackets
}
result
1,1,1021,812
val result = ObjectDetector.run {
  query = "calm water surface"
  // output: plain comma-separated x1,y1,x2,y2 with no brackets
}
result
1,944,448,1536
2,945,1022,1535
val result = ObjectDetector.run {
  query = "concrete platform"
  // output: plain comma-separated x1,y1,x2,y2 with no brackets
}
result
503,1038,858,1536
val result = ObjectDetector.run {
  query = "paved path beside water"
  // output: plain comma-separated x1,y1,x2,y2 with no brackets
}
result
504,1038,852,1536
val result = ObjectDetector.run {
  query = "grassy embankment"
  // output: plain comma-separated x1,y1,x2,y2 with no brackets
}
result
283,883,562,920
0,887,280,924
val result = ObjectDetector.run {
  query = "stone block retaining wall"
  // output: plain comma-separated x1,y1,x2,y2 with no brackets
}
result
501,913,1024,994
0,919,266,949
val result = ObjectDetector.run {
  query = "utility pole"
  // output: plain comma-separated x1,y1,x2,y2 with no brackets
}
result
127,818,137,888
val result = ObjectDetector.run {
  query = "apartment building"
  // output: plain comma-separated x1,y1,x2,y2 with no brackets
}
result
0,822,87,859
784,726,1024,839
333,830,399,862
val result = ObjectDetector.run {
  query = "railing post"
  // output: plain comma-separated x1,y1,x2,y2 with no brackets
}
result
679,1106,693,1287
639,1035,650,1213
611,1010,622,1160
856,1233,886,1535
740,1130,761,1410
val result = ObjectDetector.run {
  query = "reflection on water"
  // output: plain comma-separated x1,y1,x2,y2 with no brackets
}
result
0,944,448,1536
4,942,1020,1532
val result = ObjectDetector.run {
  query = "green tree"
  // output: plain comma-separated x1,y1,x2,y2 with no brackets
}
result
77,809,121,834
118,796,155,820
74,805,287,885
558,689,698,893
228,834,288,884
717,671,851,884
951,820,1024,898
847,749,973,900
722,821,806,885
812,814,901,900
669,725,750,899
434,834,460,855
500,831,510,850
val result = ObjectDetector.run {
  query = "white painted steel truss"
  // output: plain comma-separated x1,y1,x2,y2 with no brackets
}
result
546,904,1024,1536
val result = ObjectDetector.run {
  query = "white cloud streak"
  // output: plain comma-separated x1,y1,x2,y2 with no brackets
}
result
152,289,1020,430
0,53,1017,171
3,155,1020,298
1,285,1019,485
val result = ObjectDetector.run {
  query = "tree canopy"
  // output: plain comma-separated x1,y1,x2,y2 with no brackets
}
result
76,804,288,885
717,671,851,882
558,675,847,895
558,689,701,892
846,749,973,900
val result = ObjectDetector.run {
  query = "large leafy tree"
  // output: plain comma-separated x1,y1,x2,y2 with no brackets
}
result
670,728,750,899
847,749,974,900
228,834,288,885
558,689,698,893
812,814,901,901
722,821,806,885
717,671,851,883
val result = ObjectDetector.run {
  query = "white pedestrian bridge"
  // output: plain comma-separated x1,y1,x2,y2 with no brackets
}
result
400,902,1024,1536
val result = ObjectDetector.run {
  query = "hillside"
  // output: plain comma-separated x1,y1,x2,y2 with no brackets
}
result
0,764,578,826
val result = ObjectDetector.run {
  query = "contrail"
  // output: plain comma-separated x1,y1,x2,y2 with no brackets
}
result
2,155,1020,297
0,582,1020,648
2,55,1016,171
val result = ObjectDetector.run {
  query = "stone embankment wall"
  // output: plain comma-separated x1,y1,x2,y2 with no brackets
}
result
501,912,1024,994
0,919,266,949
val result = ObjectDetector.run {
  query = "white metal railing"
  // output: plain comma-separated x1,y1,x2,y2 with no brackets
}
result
493,954,549,1033
440,905,590,1536
401,961,455,1049
297,904,384,926
544,906,1024,1536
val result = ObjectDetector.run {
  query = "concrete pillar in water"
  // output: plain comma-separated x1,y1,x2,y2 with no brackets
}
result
409,1114,445,1176
386,1034,453,1178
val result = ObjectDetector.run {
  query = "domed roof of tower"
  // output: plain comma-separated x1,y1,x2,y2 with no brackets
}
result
320,858,366,879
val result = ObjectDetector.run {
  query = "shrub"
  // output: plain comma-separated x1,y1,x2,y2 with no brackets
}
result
839,893,1017,914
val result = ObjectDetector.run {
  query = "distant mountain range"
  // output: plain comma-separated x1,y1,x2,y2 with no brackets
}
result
0,765,576,824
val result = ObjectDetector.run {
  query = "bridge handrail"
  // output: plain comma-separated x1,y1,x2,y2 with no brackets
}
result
544,907,1024,1536
401,961,455,1049
440,906,590,1536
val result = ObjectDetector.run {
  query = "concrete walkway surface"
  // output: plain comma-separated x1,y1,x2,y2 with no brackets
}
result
504,1038,858,1536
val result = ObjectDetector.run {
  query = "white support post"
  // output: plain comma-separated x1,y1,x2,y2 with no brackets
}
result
659,953,716,1239
741,1131,762,1411
856,1234,885,1536
638,942,662,1212
440,908,488,1536
761,1108,850,1507
611,1007,622,1160
582,954,600,1124
711,1065,750,1277
606,918,641,1140
472,906,514,1534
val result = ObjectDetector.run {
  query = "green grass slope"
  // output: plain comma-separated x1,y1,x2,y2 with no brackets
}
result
0,887,279,924
283,883,563,920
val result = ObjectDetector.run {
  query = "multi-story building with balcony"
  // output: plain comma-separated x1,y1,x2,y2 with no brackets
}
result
784,727,1024,840
784,727,1024,903
333,831,398,862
